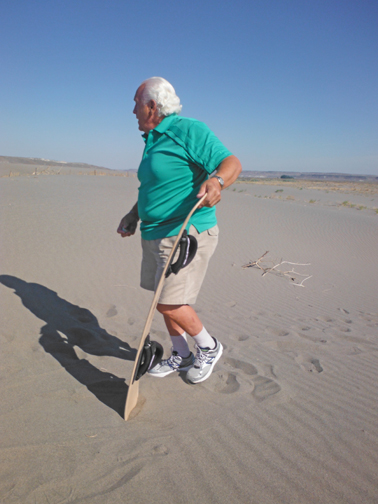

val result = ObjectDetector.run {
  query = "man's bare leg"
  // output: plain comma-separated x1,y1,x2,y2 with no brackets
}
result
158,312,191,358
157,303,202,336
157,303,215,350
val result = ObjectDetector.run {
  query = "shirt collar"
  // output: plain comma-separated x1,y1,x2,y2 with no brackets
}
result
154,113,178,133
142,114,178,142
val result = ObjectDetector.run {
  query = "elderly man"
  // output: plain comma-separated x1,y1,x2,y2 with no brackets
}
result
118,77,242,384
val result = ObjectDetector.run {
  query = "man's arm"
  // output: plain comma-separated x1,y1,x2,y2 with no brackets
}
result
197,155,242,208
117,202,139,237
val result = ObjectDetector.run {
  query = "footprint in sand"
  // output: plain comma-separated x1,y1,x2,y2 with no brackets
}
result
358,311,378,327
295,354,323,373
152,444,169,456
338,326,352,333
252,375,282,402
201,356,257,394
201,371,241,394
317,315,334,323
323,327,373,346
262,364,277,379
106,305,118,318
230,333,250,342
265,327,290,337
347,346,363,355
309,358,323,373
198,349,284,400
223,357,283,401
224,357,258,376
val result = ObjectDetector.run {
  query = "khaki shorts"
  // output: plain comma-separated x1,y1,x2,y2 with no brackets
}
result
140,225,219,305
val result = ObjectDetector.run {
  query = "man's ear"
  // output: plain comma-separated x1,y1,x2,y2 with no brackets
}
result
149,100,157,112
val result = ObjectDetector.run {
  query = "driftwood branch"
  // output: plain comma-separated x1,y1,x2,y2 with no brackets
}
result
242,251,269,271
292,275,312,287
242,252,312,287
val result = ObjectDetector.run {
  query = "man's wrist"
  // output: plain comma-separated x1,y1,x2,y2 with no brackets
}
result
130,204,139,219
211,175,224,189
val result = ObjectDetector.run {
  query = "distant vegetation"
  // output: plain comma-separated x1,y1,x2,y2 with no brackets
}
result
237,170,378,183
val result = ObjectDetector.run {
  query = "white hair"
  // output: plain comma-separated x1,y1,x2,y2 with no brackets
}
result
141,77,182,117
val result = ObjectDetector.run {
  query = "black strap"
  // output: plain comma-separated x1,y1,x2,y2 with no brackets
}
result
165,230,198,278
134,335,164,381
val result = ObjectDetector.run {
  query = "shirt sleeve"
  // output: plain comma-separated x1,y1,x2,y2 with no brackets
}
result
166,119,233,174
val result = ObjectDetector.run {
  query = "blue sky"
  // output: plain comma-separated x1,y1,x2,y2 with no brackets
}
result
1,0,377,174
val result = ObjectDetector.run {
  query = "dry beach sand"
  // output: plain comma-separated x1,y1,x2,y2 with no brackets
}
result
1,168,378,503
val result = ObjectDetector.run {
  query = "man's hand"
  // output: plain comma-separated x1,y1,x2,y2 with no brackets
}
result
117,204,139,237
117,212,138,237
197,178,222,208
196,155,242,208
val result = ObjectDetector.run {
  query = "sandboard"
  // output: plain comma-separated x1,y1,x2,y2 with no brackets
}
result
124,194,207,420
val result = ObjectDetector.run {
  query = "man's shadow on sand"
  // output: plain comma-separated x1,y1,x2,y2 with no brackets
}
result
0,275,137,417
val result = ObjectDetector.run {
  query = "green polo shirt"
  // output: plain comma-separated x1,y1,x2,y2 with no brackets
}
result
137,114,232,240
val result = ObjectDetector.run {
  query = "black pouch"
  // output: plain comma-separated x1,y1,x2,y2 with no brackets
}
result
165,230,198,278
134,335,164,381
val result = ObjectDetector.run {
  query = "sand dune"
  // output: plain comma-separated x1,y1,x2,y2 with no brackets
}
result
1,173,378,503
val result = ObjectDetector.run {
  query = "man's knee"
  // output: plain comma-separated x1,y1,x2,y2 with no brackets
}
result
157,303,185,316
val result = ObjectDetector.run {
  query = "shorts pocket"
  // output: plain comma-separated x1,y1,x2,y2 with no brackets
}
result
206,225,219,237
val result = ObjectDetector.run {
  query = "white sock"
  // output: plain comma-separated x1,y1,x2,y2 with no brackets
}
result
170,333,190,358
192,326,215,350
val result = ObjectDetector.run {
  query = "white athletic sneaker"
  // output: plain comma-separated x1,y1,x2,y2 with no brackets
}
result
148,351,194,378
186,338,223,384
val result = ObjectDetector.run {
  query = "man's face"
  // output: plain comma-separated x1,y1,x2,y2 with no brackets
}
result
133,84,162,134
133,85,152,134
